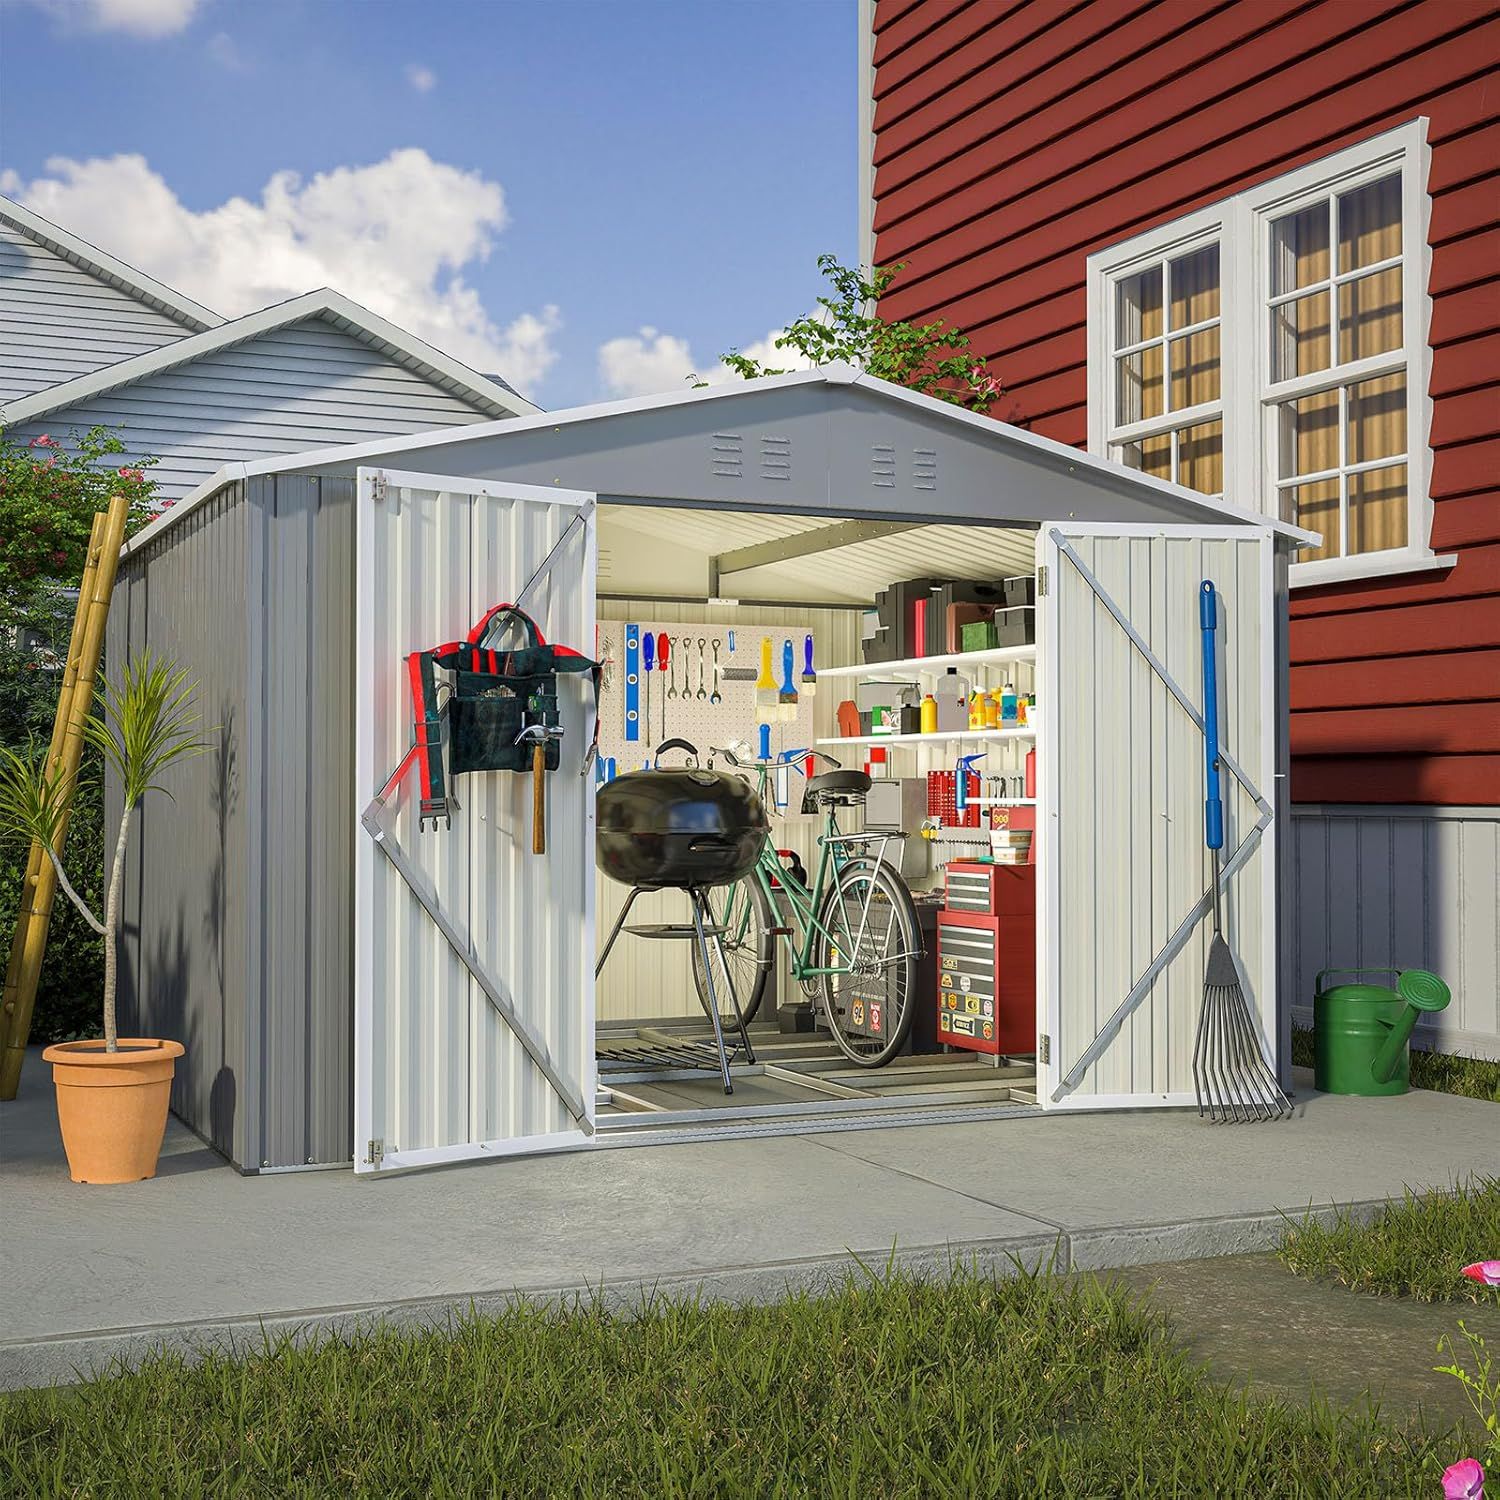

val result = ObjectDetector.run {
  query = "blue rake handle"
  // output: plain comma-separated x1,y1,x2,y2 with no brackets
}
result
1200,580,1223,853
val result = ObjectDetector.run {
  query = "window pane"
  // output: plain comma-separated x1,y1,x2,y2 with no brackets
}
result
1338,173,1401,273
1116,264,1162,347
1348,372,1407,465
1119,433,1171,481
1169,244,1220,329
1116,345,1164,424
1177,419,1223,494
1349,463,1407,554
1338,267,1402,363
1290,477,1340,561
1168,326,1220,410
1277,388,1339,480
1271,289,1331,380
1270,201,1330,295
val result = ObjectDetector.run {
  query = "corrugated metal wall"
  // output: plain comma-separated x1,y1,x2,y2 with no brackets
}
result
594,598,862,1022
1289,804,1500,1059
111,483,255,1166
6,316,495,500
1049,530,1273,1101
114,473,359,1170
0,221,193,403
355,476,596,1167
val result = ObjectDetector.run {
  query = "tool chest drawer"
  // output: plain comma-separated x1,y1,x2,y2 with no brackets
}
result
942,861,1036,916
935,905,1036,1056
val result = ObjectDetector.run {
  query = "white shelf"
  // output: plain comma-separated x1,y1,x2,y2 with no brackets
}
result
816,645,1036,681
816,727,1035,748
970,797,1036,807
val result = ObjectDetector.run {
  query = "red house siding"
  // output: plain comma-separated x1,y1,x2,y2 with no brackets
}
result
870,0,1500,804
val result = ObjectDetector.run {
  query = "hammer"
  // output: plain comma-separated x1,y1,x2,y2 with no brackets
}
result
515,724,563,855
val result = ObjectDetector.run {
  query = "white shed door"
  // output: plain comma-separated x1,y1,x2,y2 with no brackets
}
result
354,468,597,1172
1036,523,1278,1110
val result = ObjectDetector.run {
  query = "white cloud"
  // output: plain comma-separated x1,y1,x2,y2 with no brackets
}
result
405,63,436,94
596,323,812,399
4,150,559,396
21,0,202,37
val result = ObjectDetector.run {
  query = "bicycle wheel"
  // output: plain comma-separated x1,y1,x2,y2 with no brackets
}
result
691,873,774,1029
813,858,921,1067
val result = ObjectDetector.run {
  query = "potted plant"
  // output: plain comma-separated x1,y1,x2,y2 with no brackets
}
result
0,653,209,1183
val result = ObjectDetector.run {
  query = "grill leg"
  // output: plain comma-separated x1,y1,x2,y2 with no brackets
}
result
689,889,735,1094
712,924,756,1066
595,885,644,980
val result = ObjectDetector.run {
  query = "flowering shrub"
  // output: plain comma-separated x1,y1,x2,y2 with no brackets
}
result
0,426,158,633
714,254,1004,414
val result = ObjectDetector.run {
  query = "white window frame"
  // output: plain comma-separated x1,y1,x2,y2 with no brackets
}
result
1086,119,1450,589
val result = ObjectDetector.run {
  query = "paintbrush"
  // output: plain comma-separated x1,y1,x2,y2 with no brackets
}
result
755,635,778,711
800,633,817,697
778,637,799,721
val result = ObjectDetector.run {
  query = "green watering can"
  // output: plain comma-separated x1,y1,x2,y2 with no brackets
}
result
1313,968,1452,1097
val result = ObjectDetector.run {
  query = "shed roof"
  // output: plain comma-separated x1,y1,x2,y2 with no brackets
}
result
125,365,1317,556
3,288,538,428
0,194,221,333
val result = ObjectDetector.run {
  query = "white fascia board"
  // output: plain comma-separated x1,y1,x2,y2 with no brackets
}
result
2,288,535,427
0,194,222,331
847,372,1322,546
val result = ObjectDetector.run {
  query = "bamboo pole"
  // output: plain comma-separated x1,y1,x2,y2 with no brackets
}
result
0,495,130,1100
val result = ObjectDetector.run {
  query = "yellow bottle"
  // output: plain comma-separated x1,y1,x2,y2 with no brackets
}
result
920,693,938,734
969,692,986,730
985,690,1000,729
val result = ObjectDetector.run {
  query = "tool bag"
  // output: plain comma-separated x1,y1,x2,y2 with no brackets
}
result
408,603,600,828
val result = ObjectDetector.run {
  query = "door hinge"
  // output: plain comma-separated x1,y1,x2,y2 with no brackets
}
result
371,473,389,505
1037,565,1049,597
1039,1033,1051,1064
364,1138,384,1166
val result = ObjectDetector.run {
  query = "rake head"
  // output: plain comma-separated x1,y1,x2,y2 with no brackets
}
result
1194,935,1293,1124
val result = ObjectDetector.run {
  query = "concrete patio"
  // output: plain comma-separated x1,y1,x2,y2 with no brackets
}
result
4,1047,1497,1391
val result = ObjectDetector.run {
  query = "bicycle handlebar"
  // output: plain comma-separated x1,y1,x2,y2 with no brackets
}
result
710,744,842,774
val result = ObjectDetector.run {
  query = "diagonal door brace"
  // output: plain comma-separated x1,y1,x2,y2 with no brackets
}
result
362,795,592,1131
1048,535,1275,1102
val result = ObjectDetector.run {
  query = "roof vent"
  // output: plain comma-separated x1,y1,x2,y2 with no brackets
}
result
913,448,937,491
711,433,743,480
760,435,791,481
871,444,896,488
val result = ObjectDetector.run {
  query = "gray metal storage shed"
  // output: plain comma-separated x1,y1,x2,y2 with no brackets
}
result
108,367,1313,1172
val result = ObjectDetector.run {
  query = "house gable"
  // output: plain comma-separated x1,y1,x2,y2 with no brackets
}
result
4,311,504,499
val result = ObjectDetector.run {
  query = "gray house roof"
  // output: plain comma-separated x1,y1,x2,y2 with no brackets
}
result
4,288,539,500
0,194,221,403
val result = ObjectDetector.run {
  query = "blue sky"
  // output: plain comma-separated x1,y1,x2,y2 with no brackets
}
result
0,0,857,407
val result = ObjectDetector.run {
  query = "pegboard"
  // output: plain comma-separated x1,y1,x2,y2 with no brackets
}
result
596,619,818,774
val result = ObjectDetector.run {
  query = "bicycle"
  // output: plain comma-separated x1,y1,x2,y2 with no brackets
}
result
692,744,924,1067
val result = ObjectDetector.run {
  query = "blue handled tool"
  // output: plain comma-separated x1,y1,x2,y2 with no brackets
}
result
955,752,985,817
758,722,772,761
1200,582,1223,853
624,625,640,742
1193,579,1291,1124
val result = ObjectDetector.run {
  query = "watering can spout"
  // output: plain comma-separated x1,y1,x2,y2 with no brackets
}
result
1369,970,1452,1084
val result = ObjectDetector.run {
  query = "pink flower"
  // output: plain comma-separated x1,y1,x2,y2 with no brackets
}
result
1443,1458,1484,1499
28,434,58,449
117,467,145,483
1460,1261,1500,1287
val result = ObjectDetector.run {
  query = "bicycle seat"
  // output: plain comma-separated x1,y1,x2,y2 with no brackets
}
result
802,769,871,812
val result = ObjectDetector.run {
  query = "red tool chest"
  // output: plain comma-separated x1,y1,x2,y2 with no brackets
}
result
935,862,1036,1056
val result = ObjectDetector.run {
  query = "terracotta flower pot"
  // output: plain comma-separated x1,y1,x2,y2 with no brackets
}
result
41,1038,185,1184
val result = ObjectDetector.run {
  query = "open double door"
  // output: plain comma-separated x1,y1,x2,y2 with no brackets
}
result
351,470,1281,1171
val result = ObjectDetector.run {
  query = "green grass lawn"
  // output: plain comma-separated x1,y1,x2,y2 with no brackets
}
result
1280,1176,1500,1302
1290,1026,1500,1103
0,1264,1459,1497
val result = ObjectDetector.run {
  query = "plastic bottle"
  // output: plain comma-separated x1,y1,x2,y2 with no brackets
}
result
969,691,987,729
984,690,1000,729
1024,746,1037,799
1000,680,1018,724
920,693,938,734
933,667,971,732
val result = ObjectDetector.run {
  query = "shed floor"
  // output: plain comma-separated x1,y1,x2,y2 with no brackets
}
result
4,1049,1498,1393
596,1018,1037,1131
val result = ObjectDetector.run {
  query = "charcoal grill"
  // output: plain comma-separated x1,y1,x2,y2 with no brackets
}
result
595,739,768,1092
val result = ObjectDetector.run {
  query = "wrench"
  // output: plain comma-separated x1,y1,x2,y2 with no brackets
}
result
696,637,708,699
665,634,678,699
710,639,722,704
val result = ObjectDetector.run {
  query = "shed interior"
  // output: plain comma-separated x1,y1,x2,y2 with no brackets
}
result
589,500,1049,1136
